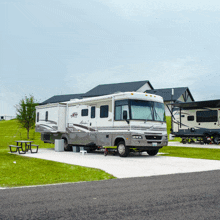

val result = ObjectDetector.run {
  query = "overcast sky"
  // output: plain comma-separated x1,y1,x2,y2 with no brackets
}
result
1,0,220,116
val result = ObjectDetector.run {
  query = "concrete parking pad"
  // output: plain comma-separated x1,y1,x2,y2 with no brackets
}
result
20,148,220,178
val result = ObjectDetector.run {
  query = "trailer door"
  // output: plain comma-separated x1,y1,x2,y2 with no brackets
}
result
218,109,220,126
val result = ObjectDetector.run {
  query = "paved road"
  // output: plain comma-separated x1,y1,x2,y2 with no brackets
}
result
1,170,220,219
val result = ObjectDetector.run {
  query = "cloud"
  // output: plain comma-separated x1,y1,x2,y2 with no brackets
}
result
1,0,220,115
148,57,208,87
64,56,211,101
136,57,219,102
64,63,132,94
65,57,217,101
98,0,220,19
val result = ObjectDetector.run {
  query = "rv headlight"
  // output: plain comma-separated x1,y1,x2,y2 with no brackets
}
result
132,135,143,139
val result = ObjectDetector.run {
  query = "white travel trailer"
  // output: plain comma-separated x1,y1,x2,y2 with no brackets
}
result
171,99,220,144
35,92,168,157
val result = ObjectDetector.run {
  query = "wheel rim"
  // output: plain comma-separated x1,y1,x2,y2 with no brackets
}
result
118,144,125,155
214,136,219,144
63,139,68,149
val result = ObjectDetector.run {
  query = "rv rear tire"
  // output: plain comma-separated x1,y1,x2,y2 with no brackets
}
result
63,138,71,151
146,149,159,156
117,141,129,157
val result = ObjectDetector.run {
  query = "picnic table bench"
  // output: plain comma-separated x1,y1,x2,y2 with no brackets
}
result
27,144,39,153
9,141,39,154
9,145,26,154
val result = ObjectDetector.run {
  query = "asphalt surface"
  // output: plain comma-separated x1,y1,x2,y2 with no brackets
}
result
1,170,220,219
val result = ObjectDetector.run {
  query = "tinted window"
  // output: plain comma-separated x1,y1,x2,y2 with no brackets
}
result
196,110,217,122
91,106,95,118
153,102,166,122
115,100,130,120
130,100,153,120
45,111,48,121
187,116,194,121
115,100,129,106
81,109,88,116
100,105,109,118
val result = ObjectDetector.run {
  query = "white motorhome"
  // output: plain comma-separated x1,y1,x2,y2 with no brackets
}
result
35,92,168,157
171,99,220,144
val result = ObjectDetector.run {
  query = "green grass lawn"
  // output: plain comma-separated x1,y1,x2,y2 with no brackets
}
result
160,146,220,160
0,153,115,187
0,120,115,187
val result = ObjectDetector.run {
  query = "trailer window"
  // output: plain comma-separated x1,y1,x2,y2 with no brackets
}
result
196,110,217,122
187,116,194,121
81,109,88,117
100,105,108,118
45,111,48,121
37,112,39,122
91,106,95,118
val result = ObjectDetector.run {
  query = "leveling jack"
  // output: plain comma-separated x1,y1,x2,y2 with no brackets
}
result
104,148,108,156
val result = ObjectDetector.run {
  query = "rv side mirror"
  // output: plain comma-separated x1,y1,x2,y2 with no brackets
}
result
123,111,127,120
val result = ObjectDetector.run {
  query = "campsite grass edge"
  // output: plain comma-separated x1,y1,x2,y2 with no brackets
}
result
159,146,220,160
0,152,116,188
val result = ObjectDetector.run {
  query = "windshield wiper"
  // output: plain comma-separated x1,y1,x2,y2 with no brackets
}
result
154,109,162,121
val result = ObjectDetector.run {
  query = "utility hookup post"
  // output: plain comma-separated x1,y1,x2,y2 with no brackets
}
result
170,88,174,140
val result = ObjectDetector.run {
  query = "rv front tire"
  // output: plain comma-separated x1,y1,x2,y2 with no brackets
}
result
146,149,159,156
117,141,129,157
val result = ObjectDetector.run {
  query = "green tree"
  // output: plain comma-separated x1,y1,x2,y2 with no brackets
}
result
16,95,38,139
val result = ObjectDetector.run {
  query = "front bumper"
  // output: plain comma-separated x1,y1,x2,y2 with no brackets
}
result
129,135,168,148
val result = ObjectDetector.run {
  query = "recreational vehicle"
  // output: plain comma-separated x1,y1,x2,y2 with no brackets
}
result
171,99,220,144
35,92,168,157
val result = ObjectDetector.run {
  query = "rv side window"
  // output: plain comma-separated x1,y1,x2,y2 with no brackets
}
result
115,100,130,120
81,109,88,117
196,110,217,122
187,116,194,121
45,111,48,121
91,106,95,118
100,105,108,118
37,112,39,122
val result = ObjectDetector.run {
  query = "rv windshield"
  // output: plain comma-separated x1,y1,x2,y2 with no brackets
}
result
130,100,166,122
